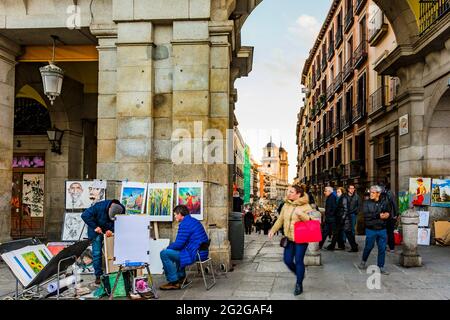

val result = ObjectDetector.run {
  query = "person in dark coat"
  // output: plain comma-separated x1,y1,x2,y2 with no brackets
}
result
244,206,254,235
346,184,360,236
160,205,209,290
81,199,125,283
320,187,344,249
261,212,272,235
336,188,359,252
326,187,349,251
358,185,391,275
381,183,399,252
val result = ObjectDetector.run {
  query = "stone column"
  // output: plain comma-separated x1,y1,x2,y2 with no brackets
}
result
389,131,397,191
399,209,422,267
0,36,20,242
304,210,322,266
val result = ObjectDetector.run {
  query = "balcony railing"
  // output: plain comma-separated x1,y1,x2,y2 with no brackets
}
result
325,127,332,142
313,139,318,151
352,101,366,123
331,121,340,137
343,56,354,82
354,40,368,69
369,8,388,46
316,68,322,81
341,113,351,131
355,0,367,15
327,83,335,101
340,164,350,179
335,25,343,48
322,55,328,71
328,42,335,61
334,72,343,93
318,94,326,110
420,0,450,35
369,86,387,114
319,134,325,147
345,7,354,32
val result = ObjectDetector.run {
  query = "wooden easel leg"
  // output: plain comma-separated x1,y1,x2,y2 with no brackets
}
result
109,266,123,300
145,264,158,299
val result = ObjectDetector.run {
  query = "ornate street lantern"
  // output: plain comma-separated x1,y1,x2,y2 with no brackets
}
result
46,126,64,155
40,35,64,105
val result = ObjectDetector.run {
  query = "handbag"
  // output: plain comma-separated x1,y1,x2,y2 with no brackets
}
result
294,218,322,244
280,208,295,248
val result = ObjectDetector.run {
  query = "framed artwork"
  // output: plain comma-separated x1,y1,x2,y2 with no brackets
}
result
418,211,430,227
1,245,53,287
61,212,88,241
177,182,204,220
417,228,431,246
75,246,94,274
22,174,45,217
147,183,174,222
133,276,151,294
409,178,431,206
399,114,409,136
120,182,147,215
431,179,450,208
65,180,107,210
398,191,411,215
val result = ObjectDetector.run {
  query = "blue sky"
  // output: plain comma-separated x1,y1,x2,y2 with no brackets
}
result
235,0,331,182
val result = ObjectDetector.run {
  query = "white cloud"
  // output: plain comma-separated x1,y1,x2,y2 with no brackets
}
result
288,14,321,45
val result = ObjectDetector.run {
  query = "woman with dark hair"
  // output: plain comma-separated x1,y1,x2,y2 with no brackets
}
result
268,185,312,296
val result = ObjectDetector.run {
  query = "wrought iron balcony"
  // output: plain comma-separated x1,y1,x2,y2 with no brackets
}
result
328,42,335,61
316,67,322,82
313,139,318,151
343,57,354,82
352,101,366,123
325,127,331,143
340,113,351,131
340,164,350,179
331,121,340,137
311,73,316,88
322,55,328,71
355,0,367,15
318,94,326,110
335,25,343,48
344,7,354,33
420,0,450,35
354,40,368,69
319,133,325,147
369,86,387,115
327,83,335,102
330,167,339,180
369,8,388,46
334,72,343,93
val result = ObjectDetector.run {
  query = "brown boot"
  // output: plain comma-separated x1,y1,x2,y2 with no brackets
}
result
95,277,101,285
159,282,181,290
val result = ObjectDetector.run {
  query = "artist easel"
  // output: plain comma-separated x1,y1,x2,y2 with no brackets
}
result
109,262,158,300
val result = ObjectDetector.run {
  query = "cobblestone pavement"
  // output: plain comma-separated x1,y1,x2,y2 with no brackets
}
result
1,233,449,300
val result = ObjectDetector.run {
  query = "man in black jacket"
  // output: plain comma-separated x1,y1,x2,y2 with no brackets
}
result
381,183,399,252
346,185,360,235
319,187,344,249
358,185,391,274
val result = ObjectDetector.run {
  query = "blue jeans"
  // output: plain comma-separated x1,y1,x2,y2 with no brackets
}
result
362,228,387,268
92,234,104,277
160,249,186,283
342,214,357,242
283,241,308,285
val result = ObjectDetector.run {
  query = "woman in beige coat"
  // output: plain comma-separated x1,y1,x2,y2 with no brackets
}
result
269,185,312,296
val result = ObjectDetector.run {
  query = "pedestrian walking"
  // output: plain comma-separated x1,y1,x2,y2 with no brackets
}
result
346,184,360,236
268,185,312,296
336,187,359,252
381,183,399,252
326,187,348,251
358,185,391,275
244,206,254,235
320,187,344,250
262,212,272,235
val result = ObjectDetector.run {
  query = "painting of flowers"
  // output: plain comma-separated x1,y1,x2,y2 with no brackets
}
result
22,251,44,274
177,182,203,220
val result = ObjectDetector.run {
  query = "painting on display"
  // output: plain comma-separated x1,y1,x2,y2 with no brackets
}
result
75,246,94,274
1,245,53,287
398,191,411,215
147,183,174,222
418,211,430,227
22,174,45,217
65,180,107,210
120,182,147,215
61,212,88,241
431,179,450,208
417,228,431,246
177,182,204,220
409,178,432,207
399,114,409,136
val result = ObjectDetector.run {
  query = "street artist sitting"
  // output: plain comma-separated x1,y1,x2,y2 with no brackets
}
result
159,205,209,290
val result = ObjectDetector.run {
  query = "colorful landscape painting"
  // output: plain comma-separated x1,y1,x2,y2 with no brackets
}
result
147,183,174,222
431,179,450,208
177,182,203,220
409,178,432,207
22,251,44,274
120,182,147,215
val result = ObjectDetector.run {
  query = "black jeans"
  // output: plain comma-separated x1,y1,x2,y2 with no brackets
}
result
386,219,396,250
344,230,358,250
328,222,345,249
245,225,252,235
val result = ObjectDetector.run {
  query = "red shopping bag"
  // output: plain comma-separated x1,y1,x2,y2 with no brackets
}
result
394,230,402,246
294,220,322,244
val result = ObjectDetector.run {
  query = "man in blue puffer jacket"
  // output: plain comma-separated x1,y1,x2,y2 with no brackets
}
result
81,199,125,284
160,205,209,290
